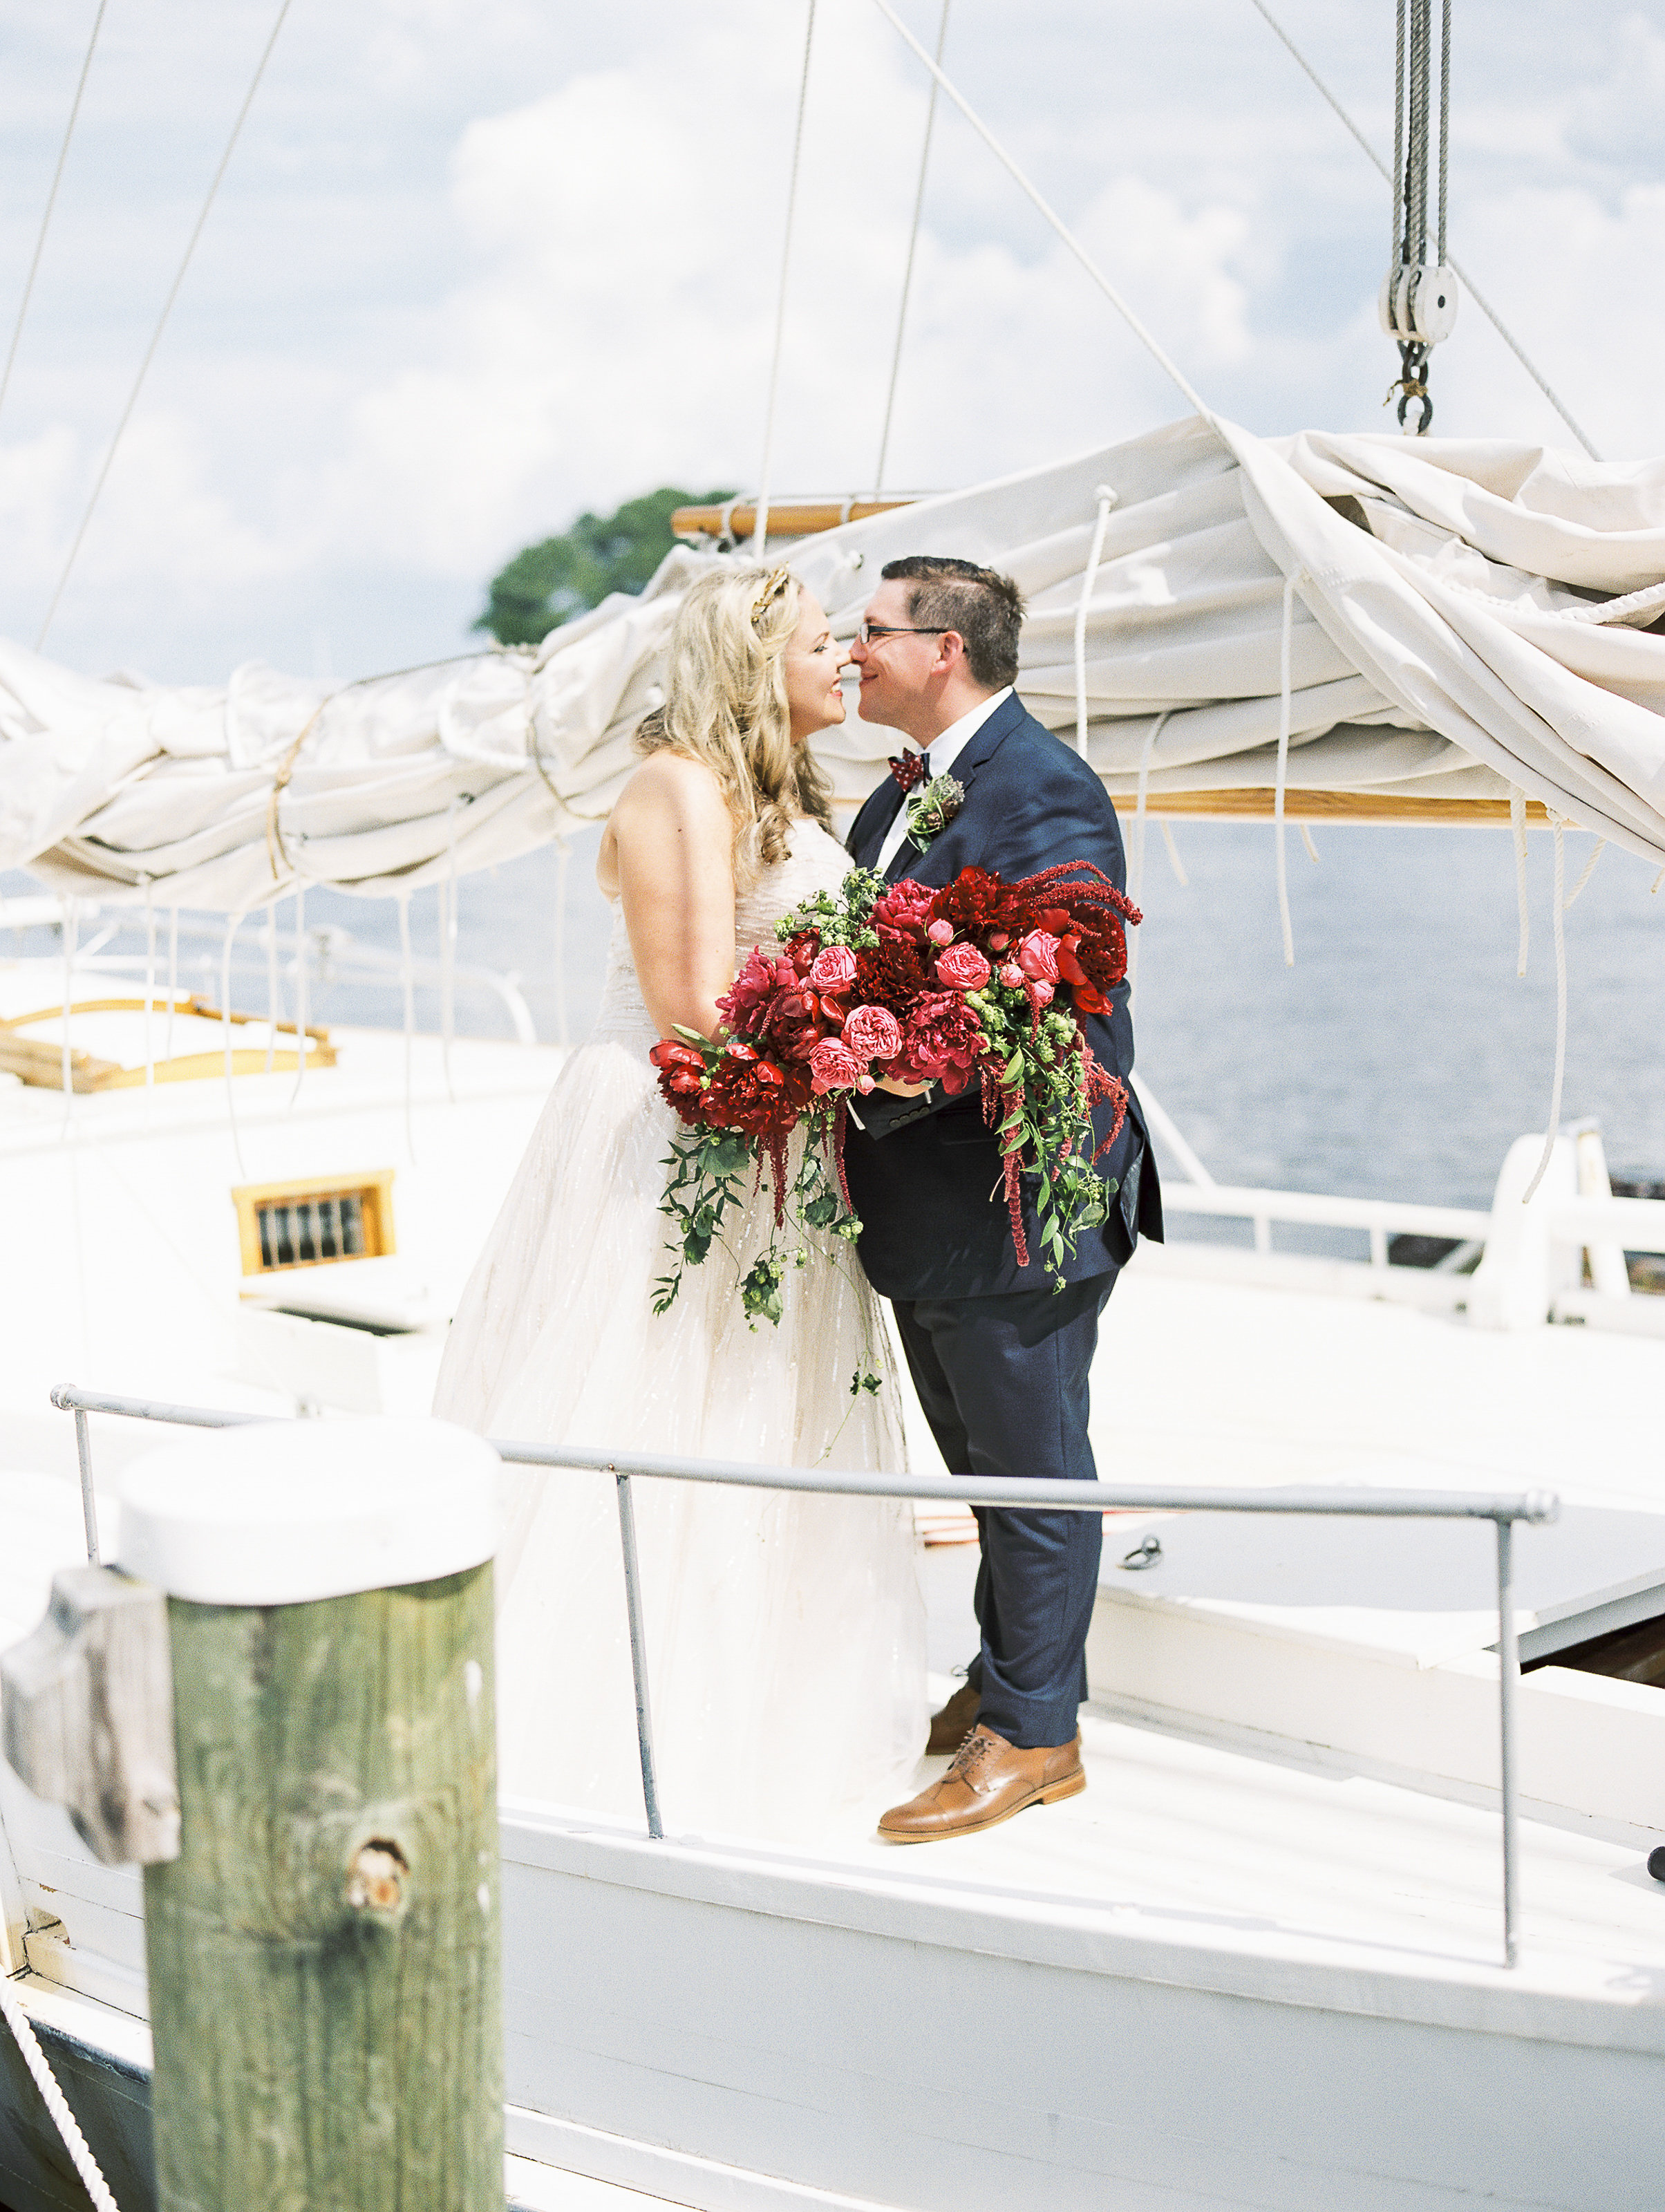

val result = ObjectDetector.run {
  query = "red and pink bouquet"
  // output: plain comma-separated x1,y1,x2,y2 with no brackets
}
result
650,862,1140,1327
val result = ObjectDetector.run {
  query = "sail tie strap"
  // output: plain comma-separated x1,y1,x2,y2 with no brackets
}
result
1521,812,1569,1205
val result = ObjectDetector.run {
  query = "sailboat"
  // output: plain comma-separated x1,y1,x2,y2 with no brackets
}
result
3,4,1665,2208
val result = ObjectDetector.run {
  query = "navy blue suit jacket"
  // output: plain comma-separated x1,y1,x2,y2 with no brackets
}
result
841,693,1164,1300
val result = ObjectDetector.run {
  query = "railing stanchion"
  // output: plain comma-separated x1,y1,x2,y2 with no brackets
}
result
1496,1514,1521,1969
73,1406,99,1564
613,1470,663,1841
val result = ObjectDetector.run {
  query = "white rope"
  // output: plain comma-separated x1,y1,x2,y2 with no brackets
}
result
220,904,255,1180
868,0,1218,425
1653,869,1664,896
142,874,156,1114
35,0,295,648
753,0,818,554
874,0,950,492
1299,823,1320,863
1160,818,1189,887
1521,812,1569,1203
59,896,77,1130
1073,485,1117,760
1127,709,1171,1011
288,883,308,1107
1244,0,1602,459
1274,570,1305,967
553,832,572,1050
263,899,281,1074
0,0,111,427
0,1980,122,2211
165,906,178,1060
1564,836,1606,910
1509,786,1530,976
398,892,417,1163
441,801,459,1100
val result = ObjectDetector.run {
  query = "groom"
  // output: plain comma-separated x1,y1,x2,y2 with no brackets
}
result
843,556,1163,1843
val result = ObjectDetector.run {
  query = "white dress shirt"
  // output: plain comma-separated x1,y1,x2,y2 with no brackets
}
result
873,685,1013,877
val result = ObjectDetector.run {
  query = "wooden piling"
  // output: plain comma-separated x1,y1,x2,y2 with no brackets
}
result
118,1418,502,2212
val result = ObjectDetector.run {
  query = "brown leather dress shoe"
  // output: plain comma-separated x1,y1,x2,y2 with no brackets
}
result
925,1677,981,1756
878,1724,1085,1843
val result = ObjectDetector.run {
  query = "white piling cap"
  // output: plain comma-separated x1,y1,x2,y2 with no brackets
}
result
117,1418,500,1606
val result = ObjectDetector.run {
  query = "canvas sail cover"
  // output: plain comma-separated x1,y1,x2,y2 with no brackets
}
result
3,411,1663,912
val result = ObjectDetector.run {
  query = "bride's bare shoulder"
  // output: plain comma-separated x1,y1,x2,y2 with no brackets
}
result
614,751,728,828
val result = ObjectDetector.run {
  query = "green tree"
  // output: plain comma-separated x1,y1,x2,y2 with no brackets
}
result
476,485,734,646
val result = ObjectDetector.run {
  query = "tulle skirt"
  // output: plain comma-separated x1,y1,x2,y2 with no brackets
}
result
433,1029,928,1839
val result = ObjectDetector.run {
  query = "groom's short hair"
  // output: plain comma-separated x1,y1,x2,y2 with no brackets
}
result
881,556,1024,690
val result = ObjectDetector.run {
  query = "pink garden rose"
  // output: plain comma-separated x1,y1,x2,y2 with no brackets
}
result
927,918,955,946
809,1038,864,1094
842,1003,903,1064
1026,977,1055,1006
1016,930,1061,984
807,944,858,992
934,941,991,992
998,962,1024,989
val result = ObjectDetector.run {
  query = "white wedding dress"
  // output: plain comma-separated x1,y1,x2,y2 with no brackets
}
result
433,816,927,1839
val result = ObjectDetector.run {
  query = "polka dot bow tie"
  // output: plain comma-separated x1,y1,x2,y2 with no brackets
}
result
887,750,930,793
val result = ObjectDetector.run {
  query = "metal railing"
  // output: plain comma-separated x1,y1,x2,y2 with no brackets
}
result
49,1382,1558,1968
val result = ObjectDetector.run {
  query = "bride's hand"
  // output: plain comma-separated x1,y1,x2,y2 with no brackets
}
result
874,1075,932,1098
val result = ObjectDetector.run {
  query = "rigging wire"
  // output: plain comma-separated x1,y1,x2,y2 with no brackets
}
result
873,0,950,494
0,0,111,429
35,0,295,650
1244,0,1601,460
867,0,1216,425
753,0,818,555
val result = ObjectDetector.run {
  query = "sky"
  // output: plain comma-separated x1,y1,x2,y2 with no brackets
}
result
1,0,1662,687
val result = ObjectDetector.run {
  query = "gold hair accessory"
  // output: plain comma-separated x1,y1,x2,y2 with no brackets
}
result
750,565,793,621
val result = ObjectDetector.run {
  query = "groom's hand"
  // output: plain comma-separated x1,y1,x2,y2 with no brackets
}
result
874,1076,932,1098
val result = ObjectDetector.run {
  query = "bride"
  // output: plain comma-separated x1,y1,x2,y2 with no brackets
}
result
433,562,927,1839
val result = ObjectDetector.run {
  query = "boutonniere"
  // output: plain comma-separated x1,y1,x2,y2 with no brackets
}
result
905,772,965,852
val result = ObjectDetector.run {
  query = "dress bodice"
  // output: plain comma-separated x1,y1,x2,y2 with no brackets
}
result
590,818,854,1051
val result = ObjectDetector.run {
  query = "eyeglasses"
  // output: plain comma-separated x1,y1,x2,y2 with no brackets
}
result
856,621,950,646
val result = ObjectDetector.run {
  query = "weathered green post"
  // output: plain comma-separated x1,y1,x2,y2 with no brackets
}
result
120,1416,503,2211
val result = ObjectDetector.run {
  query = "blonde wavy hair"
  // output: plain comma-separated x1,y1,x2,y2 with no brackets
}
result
635,563,836,885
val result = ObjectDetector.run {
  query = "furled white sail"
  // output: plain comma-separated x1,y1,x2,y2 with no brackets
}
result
3,412,1663,911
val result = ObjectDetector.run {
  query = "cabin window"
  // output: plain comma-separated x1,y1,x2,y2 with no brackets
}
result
232,1172,395,1275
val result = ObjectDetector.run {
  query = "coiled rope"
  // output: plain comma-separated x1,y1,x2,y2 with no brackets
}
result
0,1979,122,2211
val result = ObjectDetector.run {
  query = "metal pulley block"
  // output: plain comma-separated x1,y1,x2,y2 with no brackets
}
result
1379,261,1460,346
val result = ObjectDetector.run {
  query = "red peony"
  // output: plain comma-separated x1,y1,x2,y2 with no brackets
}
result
807,944,858,991
842,1003,903,1063
935,941,991,992
809,1038,863,1094
894,989,984,1091
719,948,786,1035
872,878,937,944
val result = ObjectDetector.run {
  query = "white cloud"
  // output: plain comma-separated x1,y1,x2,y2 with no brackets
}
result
0,0,1659,679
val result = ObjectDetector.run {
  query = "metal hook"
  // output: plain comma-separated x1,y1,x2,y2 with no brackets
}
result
1386,339,1434,433
1118,1534,1163,1571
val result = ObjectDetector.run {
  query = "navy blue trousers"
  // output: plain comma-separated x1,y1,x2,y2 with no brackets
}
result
891,1272,1116,1749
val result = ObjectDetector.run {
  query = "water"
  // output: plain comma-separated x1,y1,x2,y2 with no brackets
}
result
6,816,1663,1206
